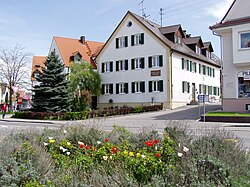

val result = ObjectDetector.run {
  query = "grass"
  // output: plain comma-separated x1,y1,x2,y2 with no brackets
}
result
206,111,250,117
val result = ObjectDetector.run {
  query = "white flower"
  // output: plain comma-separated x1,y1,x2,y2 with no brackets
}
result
78,141,84,145
67,142,71,146
66,152,70,155
109,156,112,159
63,129,67,134
183,146,189,152
97,141,102,145
178,152,183,157
141,154,146,159
103,156,108,160
43,142,48,146
60,146,67,152
48,137,53,140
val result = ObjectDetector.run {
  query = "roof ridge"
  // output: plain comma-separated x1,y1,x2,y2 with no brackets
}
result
85,42,92,56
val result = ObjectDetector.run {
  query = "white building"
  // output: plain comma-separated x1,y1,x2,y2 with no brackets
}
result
96,11,221,109
211,0,250,112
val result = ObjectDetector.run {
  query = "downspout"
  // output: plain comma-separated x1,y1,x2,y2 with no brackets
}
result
169,49,174,110
212,31,223,110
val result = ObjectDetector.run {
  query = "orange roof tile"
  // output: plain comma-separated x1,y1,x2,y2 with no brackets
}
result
53,36,104,68
31,56,46,80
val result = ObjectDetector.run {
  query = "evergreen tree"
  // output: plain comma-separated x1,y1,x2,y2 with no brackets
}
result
32,51,71,112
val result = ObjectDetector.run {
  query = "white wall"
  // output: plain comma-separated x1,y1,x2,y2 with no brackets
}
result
225,0,249,22
97,14,168,105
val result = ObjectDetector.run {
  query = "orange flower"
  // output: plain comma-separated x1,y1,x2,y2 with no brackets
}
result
112,146,118,154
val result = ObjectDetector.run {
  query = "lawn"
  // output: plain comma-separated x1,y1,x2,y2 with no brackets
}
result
206,111,250,117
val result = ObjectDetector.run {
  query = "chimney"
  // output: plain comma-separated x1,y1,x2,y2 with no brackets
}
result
183,30,187,38
80,36,85,44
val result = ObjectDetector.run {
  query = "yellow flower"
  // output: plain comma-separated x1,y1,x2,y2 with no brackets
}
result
49,139,55,143
123,150,128,155
129,152,134,157
136,153,141,157
67,142,71,146
234,139,238,143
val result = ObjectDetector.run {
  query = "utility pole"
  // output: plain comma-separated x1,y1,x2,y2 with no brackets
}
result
159,8,165,27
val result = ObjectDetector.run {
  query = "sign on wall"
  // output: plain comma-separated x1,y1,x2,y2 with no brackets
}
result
151,70,161,77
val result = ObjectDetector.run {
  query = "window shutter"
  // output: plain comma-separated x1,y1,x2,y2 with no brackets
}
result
141,82,145,93
187,60,189,71
140,33,144,44
131,59,135,70
102,63,105,73
101,84,105,95
213,69,215,77
182,58,185,69
149,81,152,92
218,88,220,96
159,80,163,92
148,57,152,68
182,81,185,93
110,61,113,72
159,55,163,67
116,84,119,94
190,61,192,72
140,58,145,69
194,62,197,73
116,38,119,48
132,82,135,93
199,64,201,74
131,35,135,46
125,60,128,70
116,61,119,71
125,83,128,94
199,84,202,94
213,87,216,95
203,65,206,75
204,85,207,94
187,82,190,93
110,84,113,94
125,36,128,47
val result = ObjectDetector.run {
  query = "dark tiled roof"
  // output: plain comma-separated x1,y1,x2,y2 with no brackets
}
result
210,16,250,29
159,24,181,34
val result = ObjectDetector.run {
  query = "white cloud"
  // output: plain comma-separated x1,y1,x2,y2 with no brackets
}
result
207,0,234,21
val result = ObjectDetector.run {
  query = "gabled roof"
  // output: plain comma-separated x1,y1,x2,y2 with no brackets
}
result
203,42,214,52
53,36,104,68
221,0,237,23
159,24,185,38
97,11,219,67
183,36,204,47
31,56,46,81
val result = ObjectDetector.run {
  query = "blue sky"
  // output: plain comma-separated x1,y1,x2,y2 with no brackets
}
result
0,0,234,57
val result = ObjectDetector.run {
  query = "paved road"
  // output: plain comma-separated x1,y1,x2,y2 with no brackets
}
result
0,104,249,149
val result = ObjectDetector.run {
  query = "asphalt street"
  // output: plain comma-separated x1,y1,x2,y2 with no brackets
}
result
0,104,249,149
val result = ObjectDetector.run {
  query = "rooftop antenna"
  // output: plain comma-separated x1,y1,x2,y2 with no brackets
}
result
159,8,166,26
139,0,150,19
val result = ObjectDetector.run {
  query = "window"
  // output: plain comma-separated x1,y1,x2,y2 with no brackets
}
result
206,51,211,59
101,61,113,73
116,83,128,94
175,36,182,45
240,32,250,49
131,58,145,70
196,46,201,55
132,81,145,93
149,55,163,68
182,81,190,93
212,69,215,77
116,36,128,48
116,60,128,71
181,58,190,71
189,61,197,73
101,84,113,95
238,70,250,98
199,84,204,94
34,71,40,79
149,80,163,92
131,33,144,46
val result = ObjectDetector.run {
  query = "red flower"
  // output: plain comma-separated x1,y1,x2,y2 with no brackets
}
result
112,146,118,154
154,139,159,144
79,144,84,149
92,147,97,151
155,153,161,158
85,145,90,150
144,141,153,147
105,138,109,142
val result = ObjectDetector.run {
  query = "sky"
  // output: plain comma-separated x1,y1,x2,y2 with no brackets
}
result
0,0,234,57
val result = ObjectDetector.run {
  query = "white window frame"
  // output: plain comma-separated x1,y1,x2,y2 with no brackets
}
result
134,82,141,93
118,37,126,48
196,46,201,55
135,58,142,69
119,83,126,94
183,81,189,93
175,36,182,45
152,56,160,67
104,84,112,95
118,60,126,71
206,51,211,59
134,33,143,45
103,62,112,72
152,80,159,92
239,31,250,49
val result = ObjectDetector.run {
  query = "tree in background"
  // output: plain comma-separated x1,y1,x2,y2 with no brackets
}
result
0,44,31,110
32,51,71,112
69,61,101,111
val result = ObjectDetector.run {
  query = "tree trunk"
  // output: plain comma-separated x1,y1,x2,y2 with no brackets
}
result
9,84,13,111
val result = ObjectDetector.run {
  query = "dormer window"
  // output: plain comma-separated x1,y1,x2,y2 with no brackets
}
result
206,51,211,59
34,70,40,79
175,36,182,45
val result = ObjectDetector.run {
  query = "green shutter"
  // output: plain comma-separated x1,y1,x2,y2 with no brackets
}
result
213,69,215,77
203,65,206,75
213,87,216,95
190,61,192,72
187,60,189,71
182,58,185,69
187,82,190,93
182,81,185,93
194,62,197,73
199,64,201,74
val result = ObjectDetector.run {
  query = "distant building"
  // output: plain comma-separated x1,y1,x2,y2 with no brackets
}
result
210,0,250,112
31,36,104,87
96,11,221,109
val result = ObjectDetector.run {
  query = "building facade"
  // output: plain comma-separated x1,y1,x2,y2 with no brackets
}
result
97,11,221,109
211,0,250,112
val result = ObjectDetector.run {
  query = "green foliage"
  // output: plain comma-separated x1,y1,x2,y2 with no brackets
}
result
133,106,143,113
69,61,101,111
32,51,71,112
